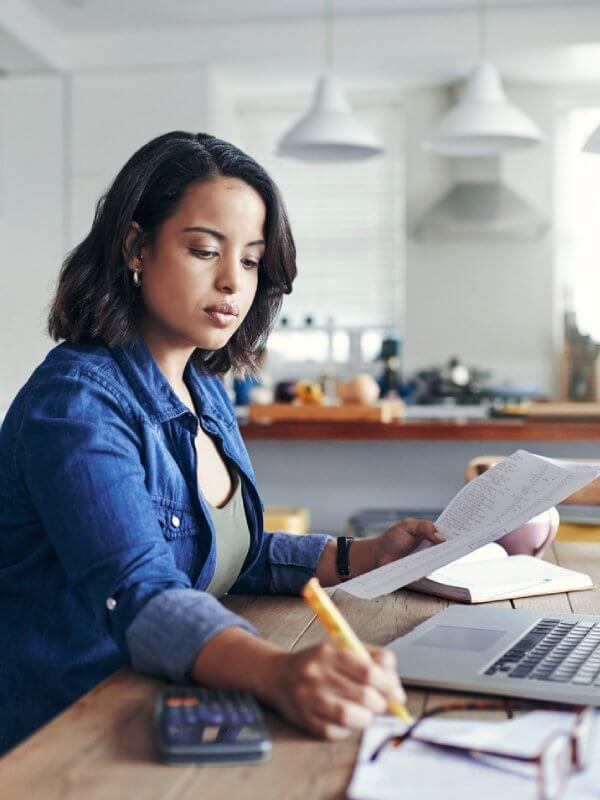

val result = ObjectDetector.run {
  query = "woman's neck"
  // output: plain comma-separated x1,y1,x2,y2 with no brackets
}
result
138,318,196,404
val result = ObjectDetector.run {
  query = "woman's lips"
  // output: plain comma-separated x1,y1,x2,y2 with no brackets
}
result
204,304,239,328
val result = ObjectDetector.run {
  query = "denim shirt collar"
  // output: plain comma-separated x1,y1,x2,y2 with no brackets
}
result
111,339,234,431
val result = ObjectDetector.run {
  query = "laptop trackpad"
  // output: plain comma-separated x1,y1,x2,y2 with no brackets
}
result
414,624,507,652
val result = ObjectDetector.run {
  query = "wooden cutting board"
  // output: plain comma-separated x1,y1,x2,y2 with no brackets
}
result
526,402,600,419
247,399,405,423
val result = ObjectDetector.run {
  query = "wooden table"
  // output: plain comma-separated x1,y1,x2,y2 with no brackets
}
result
2,542,599,800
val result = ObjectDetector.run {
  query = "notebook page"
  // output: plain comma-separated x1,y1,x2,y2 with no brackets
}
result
341,450,600,599
419,556,592,601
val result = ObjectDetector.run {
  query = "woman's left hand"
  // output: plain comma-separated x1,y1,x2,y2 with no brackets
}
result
372,518,445,569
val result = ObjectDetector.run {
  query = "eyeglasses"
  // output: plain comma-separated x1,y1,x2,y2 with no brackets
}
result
370,701,595,800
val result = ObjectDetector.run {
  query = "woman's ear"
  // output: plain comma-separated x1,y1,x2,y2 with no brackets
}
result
122,221,144,269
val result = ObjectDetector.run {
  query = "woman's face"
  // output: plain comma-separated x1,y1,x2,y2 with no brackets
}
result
134,176,265,353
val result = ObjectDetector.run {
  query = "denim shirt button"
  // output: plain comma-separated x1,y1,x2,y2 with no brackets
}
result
106,597,117,610
171,514,181,529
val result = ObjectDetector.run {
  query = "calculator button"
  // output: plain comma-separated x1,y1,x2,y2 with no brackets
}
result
202,710,226,724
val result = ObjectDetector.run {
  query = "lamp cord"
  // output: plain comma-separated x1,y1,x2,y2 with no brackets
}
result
324,0,333,69
478,0,487,61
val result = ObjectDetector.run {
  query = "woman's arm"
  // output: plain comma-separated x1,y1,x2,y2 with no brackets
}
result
191,626,405,740
316,519,444,586
191,518,443,739
17,370,255,682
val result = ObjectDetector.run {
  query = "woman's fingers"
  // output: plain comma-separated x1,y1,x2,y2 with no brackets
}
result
393,518,445,544
367,645,397,672
325,670,389,714
309,689,376,729
335,646,404,702
375,518,445,566
302,710,353,741
367,646,407,703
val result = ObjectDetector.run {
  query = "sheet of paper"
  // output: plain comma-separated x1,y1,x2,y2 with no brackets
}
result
348,711,600,800
341,450,600,599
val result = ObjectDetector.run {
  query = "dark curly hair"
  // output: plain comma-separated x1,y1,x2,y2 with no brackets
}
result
48,131,296,373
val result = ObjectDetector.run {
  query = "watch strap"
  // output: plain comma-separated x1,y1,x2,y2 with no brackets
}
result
336,536,354,580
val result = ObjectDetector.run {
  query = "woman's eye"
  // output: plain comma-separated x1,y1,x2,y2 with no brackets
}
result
242,258,259,270
190,248,218,259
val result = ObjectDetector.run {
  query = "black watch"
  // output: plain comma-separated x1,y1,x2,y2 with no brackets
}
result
336,536,354,580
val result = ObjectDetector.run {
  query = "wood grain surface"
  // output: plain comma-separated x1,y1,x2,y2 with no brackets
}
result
1,542,598,800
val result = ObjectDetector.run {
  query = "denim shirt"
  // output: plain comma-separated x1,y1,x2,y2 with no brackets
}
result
0,339,331,754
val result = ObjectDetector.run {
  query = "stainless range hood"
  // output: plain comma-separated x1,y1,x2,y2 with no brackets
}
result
415,158,547,242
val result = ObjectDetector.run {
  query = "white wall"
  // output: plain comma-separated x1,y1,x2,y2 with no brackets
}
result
69,67,226,245
0,75,64,410
403,84,558,395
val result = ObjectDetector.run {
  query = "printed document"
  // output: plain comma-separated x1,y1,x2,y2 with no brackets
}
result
341,450,600,599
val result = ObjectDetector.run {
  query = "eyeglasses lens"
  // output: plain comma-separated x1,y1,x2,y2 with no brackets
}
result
574,708,595,771
541,734,571,800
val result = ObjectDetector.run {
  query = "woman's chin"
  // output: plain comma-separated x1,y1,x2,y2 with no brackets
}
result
193,328,234,352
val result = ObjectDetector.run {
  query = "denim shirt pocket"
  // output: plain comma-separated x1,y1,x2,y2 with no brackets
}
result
151,497,202,540
151,497,211,585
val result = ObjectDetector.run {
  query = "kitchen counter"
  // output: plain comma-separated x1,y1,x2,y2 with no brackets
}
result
240,414,600,533
241,417,600,441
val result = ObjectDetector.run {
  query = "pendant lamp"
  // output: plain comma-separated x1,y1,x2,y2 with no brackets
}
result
276,0,383,162
424,0,542,157
583,123,600,153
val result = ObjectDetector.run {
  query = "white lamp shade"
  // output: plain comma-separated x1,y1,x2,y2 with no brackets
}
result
424,61,543,157
276,74,384,162
583,123,600,153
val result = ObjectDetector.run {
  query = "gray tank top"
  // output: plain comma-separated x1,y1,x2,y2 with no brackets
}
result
205,473,251,598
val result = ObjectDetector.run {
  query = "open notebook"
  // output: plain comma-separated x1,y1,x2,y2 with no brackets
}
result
408,542,593,603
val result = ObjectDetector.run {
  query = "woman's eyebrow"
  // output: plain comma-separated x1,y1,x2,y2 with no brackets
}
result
182,225,265,248
182,225,225,239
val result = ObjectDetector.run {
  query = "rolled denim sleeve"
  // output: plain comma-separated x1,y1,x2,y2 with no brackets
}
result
230,531,333,596
126,589,257,682
15,367,253,681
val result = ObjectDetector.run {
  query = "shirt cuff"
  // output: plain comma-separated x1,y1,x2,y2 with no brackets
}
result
125,588,257,683
267,532,334,595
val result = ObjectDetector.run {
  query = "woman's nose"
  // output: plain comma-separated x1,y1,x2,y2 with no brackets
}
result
215,254,241,294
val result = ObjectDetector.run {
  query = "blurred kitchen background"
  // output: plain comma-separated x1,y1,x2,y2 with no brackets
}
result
3,0,600,533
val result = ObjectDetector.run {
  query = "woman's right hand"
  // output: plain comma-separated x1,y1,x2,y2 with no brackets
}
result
262,641,406,740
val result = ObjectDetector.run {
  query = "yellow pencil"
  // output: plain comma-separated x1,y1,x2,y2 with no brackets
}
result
301,577,413,725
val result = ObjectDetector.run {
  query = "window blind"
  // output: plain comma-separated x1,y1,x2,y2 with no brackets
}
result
237,101,405,330
557,105,600,342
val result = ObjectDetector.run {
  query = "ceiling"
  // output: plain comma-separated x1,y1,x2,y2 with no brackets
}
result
26,1,581,33
0,0,599,87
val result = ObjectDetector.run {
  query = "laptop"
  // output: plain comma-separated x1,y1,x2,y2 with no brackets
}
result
388,606,600,706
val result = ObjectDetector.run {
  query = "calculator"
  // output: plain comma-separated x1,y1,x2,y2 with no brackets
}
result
155,686,272,764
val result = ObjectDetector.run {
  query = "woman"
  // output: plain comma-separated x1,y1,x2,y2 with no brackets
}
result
0,131,441,754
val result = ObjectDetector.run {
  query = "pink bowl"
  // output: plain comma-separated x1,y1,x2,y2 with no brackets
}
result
498,506,560,557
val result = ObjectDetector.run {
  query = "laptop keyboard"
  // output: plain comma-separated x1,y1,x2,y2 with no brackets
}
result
484,618,600,685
